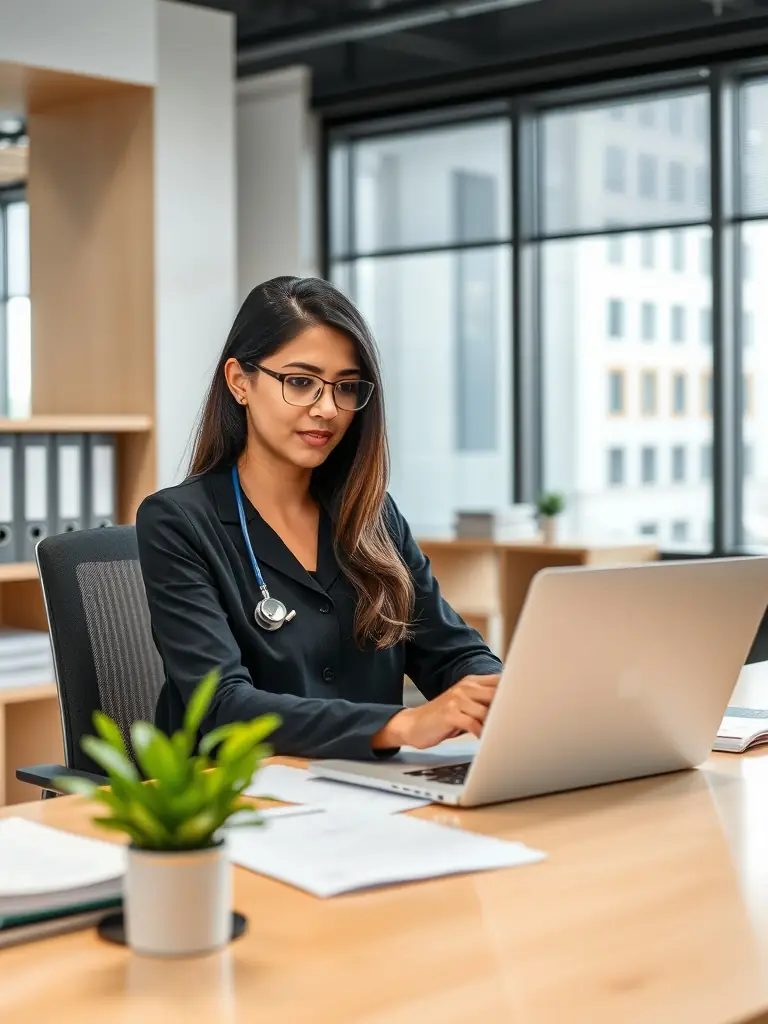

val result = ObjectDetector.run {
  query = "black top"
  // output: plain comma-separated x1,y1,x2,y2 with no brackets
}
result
135,466,501,759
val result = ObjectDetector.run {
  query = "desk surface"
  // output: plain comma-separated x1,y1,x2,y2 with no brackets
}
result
3,666,768,1024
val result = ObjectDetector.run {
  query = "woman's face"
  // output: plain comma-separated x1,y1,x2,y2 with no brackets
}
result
230,324,362,470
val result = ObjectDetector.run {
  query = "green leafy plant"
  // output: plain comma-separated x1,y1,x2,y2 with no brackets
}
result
535,491,566,518
55,669,280,851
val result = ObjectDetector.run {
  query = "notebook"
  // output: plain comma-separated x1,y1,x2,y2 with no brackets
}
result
0,818,125,944
713,707,768,753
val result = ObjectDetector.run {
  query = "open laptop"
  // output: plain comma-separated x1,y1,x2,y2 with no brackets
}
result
309,556,768,807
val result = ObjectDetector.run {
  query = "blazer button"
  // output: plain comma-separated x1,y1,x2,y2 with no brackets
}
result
322,667,335,682
320,603,331,614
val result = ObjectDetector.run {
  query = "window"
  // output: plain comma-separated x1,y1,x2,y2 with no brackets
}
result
671,520,689,542
609,105,625,120
608,370,625,414
671,305,686,342
671,231,685,271
694,97,708,141
694,166,709,206
0,197,31,419
639,103,656,127
700,237,711,274
701,444,712,480
640,234,655,268
604,146,626,193
668,162,685,202
669,99,684,134
638,154,658,199
641,302,656,341
742,373,753,417
743,311,754,347
641,370,657,414
639,522,658,536
744,443,754,478
672,445,687,482
641,447,657,484
607,447,625,485
702,373,713,415
607,234,623,264
607,299,624,338
700,308,712,345
743,241,752,279
672,372,687,414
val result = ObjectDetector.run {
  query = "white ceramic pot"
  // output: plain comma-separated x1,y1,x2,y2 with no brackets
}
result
124,839,231,957
541,515,558,544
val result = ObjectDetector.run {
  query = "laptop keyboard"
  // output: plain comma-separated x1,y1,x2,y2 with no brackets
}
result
404,763,470,786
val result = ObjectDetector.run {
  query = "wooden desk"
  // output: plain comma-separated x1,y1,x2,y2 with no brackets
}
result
418,538,659,653
3,665,768,1024
0,683,62,806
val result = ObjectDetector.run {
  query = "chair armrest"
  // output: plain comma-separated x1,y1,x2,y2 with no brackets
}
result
15,764,108,794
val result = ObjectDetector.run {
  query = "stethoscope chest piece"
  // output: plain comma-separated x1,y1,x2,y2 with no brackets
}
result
255,596,296,631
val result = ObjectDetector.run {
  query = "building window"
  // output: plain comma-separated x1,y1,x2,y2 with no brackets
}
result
668,161,685,202
639,522,658,536
672,445,687,482
609,105,625,120
604,146,626,193
641,445,657,483
671,520,689,542
607,234,623,264
608,370,625,415
669,99,684,134
672,372,687,414
671,305,686,342
671,231,685,271
607,447,625,485
702,372,713,415
700,237,711,274
744,443,754,478
701,443,712,479
608,298,624,338
640,234,655,268
700,308,712,345
743,311,754,347
641,370,658,414
641,302,656,341
638,154,658,199
639,103,656,127
694,166,709,206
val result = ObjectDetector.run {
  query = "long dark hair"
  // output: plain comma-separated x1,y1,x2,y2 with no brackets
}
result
189,276,414,648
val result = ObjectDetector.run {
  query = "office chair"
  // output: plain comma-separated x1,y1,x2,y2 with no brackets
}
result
15,526,164,797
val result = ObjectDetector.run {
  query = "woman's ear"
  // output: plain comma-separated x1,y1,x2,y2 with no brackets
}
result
224,357,250,405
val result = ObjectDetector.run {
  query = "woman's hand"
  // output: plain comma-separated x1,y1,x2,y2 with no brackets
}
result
372,674,501,751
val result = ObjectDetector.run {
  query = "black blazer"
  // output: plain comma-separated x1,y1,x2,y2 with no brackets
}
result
135,466,501,759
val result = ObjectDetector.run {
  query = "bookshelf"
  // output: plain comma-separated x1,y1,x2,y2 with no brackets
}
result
0,66,156,804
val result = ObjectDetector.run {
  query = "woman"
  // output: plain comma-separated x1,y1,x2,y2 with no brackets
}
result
136,276,502,758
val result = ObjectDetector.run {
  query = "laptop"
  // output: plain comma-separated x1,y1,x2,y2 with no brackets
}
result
309,556,768,807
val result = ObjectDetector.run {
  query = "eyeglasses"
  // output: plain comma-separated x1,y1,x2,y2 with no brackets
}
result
245,362,375,412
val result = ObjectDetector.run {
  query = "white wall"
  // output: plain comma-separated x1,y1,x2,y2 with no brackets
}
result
154,0,237,487
237,65,319,301
0,0,156,85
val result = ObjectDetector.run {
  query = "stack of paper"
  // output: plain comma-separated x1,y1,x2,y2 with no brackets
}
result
245,764,429,814
227,810,545,897
0,818,125,947
0,628,55,688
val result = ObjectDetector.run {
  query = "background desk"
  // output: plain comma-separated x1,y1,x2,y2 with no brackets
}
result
1,663,768,1024
417,538,658,654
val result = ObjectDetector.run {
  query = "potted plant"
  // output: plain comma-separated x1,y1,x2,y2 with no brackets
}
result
56,669,279,958
535,491,566,544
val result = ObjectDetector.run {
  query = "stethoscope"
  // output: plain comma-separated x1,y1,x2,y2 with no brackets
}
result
232,464,296,631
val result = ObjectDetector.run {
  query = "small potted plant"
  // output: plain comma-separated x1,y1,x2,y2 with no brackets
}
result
535,491,566,544
56,669,279,958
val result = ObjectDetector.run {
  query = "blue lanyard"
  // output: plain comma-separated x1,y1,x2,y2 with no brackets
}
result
231,464,267,591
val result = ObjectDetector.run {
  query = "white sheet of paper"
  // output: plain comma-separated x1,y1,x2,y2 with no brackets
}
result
227,810,545,898
245,764,428,814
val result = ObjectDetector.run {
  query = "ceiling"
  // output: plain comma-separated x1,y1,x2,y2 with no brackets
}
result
183,0,768,114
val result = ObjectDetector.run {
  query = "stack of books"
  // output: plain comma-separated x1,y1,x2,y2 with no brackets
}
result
0,628,55,688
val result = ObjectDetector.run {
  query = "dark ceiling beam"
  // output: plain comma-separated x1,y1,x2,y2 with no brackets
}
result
236,0,540,66
364,29,481,64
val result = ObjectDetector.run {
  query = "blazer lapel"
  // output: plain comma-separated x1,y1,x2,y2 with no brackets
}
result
208,467,341,594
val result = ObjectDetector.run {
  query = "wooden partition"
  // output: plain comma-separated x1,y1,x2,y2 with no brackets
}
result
0,65,156,804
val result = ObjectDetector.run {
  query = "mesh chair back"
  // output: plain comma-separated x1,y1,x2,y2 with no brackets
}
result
35,526,164,776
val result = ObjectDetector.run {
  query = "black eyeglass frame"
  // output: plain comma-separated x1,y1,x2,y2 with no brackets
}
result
241,361,375,411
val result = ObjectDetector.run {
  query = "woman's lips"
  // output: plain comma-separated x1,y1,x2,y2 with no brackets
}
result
297,430,333,447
